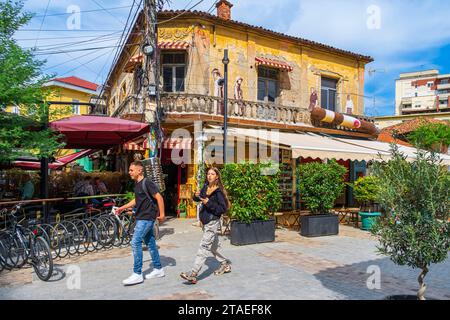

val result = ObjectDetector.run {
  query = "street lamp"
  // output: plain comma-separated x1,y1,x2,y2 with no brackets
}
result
222,49,229,165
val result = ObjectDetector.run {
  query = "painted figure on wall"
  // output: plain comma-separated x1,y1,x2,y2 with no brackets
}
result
212,68,224,115
234,76,243,100
309,87,318,111
345,94,354,114
234,76,244,115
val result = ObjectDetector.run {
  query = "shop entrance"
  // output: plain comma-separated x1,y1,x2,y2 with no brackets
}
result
162,161,187,217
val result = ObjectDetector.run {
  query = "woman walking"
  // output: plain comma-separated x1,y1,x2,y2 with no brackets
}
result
180,167,232,284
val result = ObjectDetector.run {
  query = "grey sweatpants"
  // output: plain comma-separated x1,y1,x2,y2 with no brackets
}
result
192,219,228,274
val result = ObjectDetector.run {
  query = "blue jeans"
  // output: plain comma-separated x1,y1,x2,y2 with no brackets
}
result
131,220,162,274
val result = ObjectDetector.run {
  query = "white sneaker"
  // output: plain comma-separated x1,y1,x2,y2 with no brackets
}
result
145,268,165,279
122,273,144,286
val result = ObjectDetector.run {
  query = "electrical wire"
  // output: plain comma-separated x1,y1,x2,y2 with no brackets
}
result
33,0,51,49
33,5,133,18
97,0,143,107
156,0,205,25
90,0,126,26
33,42,142,55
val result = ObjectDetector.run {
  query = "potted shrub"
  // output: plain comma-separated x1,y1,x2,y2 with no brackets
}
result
177,202,187,218
297,160,347,237
371,145,450,300
221,162,281,246
351,176,382,231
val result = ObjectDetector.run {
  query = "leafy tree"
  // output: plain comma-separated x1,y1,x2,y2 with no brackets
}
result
297,160,347,214
221,162,281,223
0,0,64,163
371,145,450,300
408,122,450,153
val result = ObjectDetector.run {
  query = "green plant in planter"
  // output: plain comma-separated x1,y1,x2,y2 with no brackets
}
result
221,162,281,223
297,160,347,214
177,202,187,216
349,175,382,230
371,144,450,300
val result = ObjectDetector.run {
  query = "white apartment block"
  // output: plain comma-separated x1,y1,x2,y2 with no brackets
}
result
396,69,450,116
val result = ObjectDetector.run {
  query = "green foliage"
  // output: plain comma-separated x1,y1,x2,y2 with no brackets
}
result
297,160,347,214
408,122,450,152
371,145,450,299
221,162,281,223
0,0,63,163
350,175,381,204
124,191,135,202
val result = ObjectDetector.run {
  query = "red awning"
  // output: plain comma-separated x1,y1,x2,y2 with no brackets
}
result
12,149,97,170
255,57,293,72
163,137,192,149
158,41,190,50
50,116,150,149
124,41,190,73
124,138,149,151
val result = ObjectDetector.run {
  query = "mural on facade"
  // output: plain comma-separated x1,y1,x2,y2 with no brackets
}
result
234,76,243,100
212,68,225,114
345,95,354,114
309,87,318,111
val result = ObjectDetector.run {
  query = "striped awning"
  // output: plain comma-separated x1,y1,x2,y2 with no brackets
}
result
124,138,149,151
158,41,190,50
255,57,293,72
163,137,192,149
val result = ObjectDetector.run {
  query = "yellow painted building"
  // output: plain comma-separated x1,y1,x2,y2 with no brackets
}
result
7,76,99,120
104,0,375,218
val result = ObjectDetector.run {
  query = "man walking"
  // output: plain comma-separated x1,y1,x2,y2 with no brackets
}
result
116,161,166,286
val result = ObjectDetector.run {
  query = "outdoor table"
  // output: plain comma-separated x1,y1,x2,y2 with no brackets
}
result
335,208,361,228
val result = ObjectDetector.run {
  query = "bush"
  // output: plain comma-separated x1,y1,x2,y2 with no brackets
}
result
221,162,281,223
371,145,450,300
297,160,347,214
350,175,381,211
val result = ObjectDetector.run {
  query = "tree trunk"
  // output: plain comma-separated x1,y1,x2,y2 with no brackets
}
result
417,267,428,300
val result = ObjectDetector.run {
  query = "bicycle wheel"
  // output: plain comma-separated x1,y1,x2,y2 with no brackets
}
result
61,220,80,256
121,215,135,246
153,219,160,241
72,219,89,255
52,222,70,259
83,218,101,252
11,231,29,269
31,236,54,281
0,232,18,269
42,224,60,260
0,240,8,272
95,216,117,249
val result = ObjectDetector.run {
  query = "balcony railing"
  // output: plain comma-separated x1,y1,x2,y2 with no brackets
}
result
110,93,374,133
160,93,311,126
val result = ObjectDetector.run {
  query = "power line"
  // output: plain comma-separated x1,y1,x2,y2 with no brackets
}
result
33,5,133,18
34,0,51,49
43,49,101,71
57,47,114,77
90,0,126,25
16,33,121,41
207,0,219,14
18,29,127,32
25,33,120,51
34,43,141,55
157,0,205,25
98,0,142,103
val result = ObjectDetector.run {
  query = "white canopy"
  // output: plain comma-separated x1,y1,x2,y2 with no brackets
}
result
204,127,450,165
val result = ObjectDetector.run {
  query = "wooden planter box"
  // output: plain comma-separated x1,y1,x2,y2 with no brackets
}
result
230,219,275,246
300,214,339,237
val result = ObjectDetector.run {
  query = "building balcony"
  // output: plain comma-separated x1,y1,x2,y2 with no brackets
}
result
110,93,374,136
437,83,450,90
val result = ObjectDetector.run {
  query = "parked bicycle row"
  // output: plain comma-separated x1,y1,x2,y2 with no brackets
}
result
0,202,160,281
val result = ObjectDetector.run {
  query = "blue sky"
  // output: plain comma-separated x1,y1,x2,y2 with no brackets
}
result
16,0,450,116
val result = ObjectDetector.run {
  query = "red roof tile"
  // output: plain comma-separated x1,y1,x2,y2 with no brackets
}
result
53,76,99,92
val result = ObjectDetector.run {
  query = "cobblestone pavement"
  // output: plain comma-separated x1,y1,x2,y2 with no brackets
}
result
1,219,449,300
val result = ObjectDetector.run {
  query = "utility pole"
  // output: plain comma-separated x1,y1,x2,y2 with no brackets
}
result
222,49,229,164
143,0,163,148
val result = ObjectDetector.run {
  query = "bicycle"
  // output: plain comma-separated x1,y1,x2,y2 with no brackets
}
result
110,207,135,247
0,204,53,281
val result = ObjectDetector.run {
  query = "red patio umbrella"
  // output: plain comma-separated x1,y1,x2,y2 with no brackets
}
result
50,115,150,149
